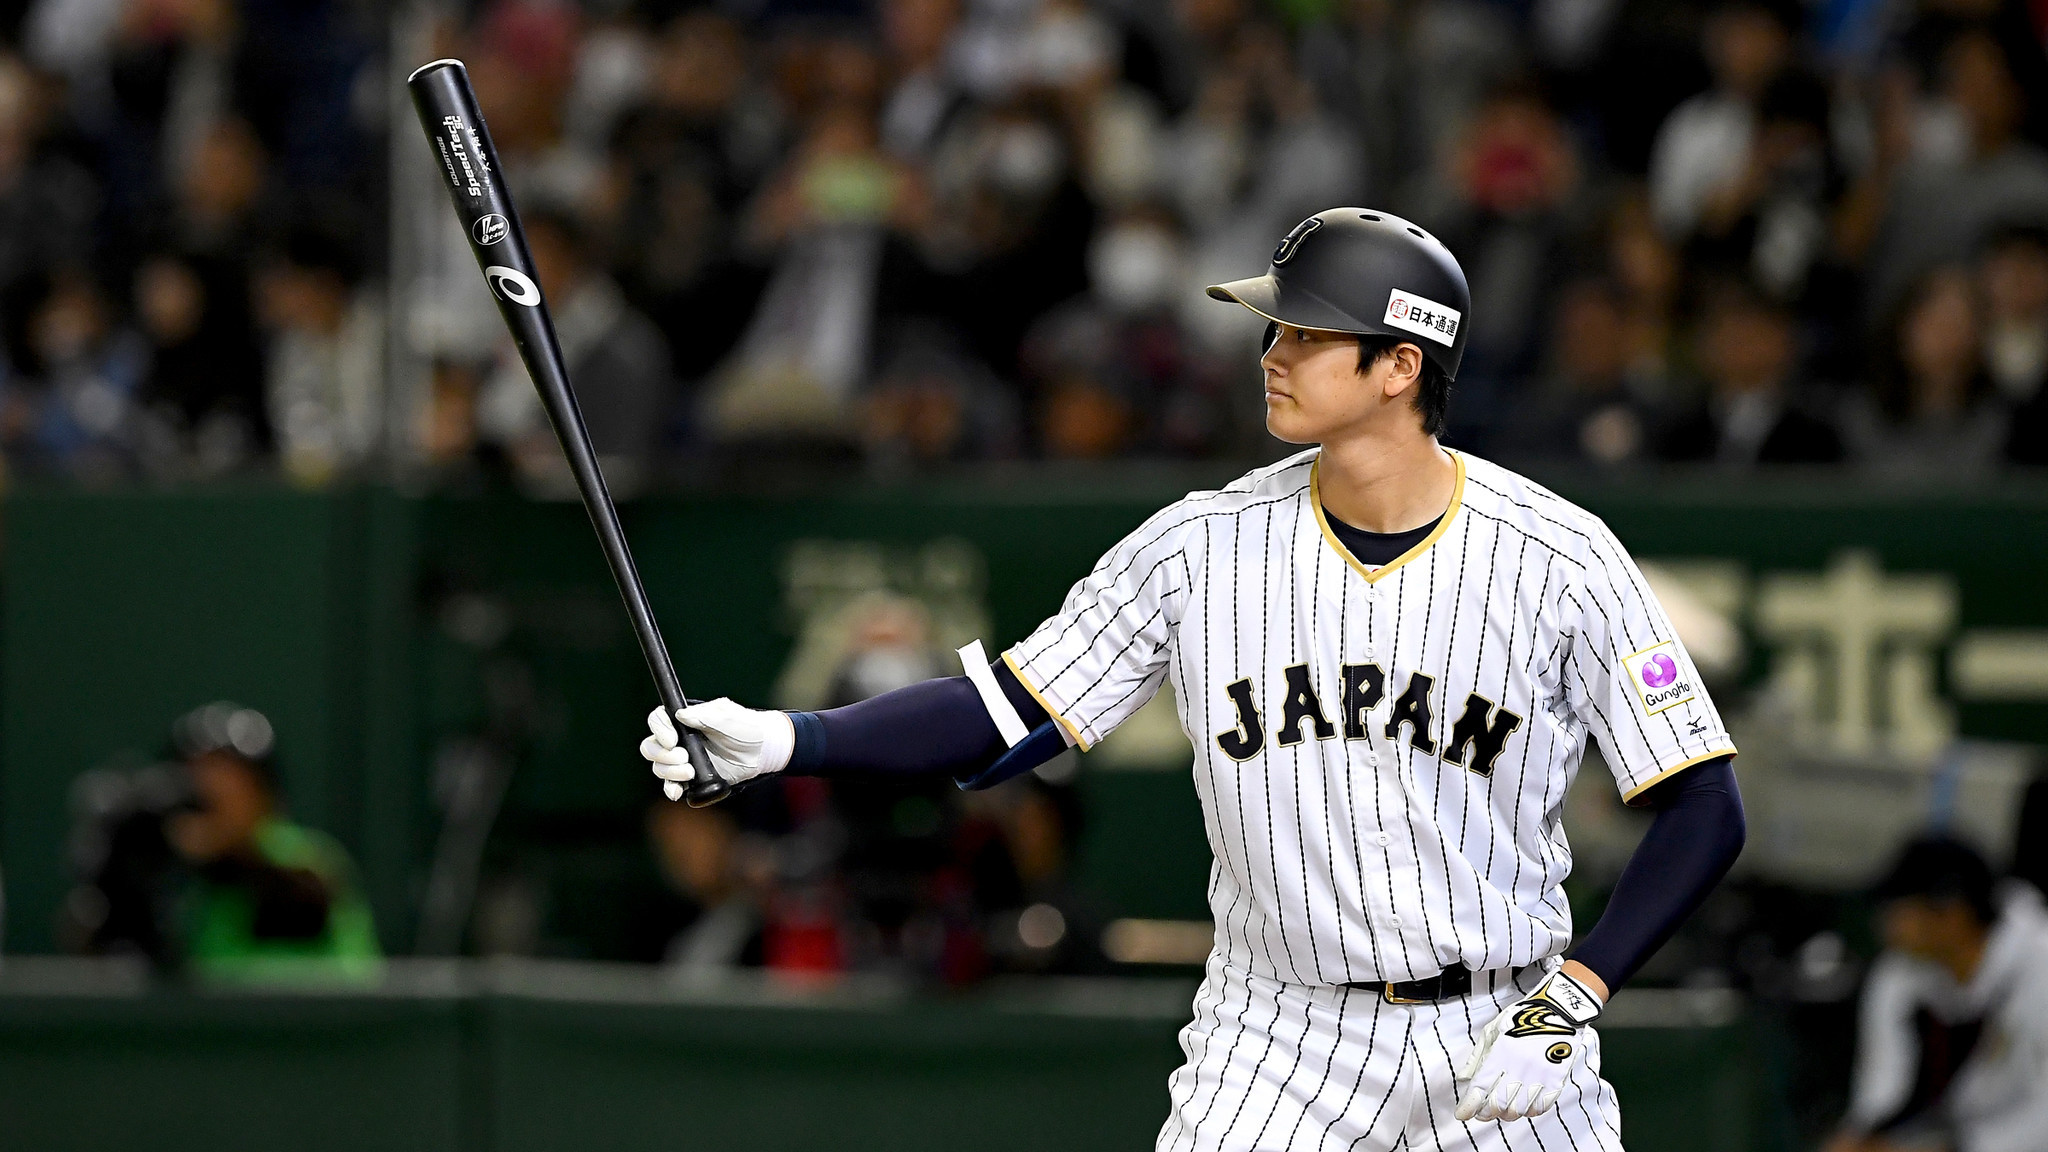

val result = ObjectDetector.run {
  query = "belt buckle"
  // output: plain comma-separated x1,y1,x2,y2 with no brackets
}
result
1381,978,1435,1005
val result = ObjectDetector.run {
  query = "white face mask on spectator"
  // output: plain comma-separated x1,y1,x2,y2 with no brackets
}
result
987,121,1064,199
1090,223,1185,314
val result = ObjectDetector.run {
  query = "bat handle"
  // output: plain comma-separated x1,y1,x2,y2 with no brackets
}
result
663,695,732,807
680,727,732,808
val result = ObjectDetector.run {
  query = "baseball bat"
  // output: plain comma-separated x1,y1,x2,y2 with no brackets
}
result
407,58,732,807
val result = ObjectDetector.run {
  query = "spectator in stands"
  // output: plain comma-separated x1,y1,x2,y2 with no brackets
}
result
461,2,590,211
223,0,371,194
254,223,384,486
600,10,774,385
475,208,673,492
0,54,98,293
164,118,269,288
1980,224,2048,404
0,266,147,481
165,702,381,984
1690,70,1838,302
1023,207,1230,457
861,320,1022,467
1861,30,2048,319
923,92,1093,380
1845,265,2007,478
132,252,267,477
878,0,966,160
1503,277,1660,467
1604,192,1684,398
1977,224,2048,463
707,39,930,442
634,795,762,970
1165,19,1359,357
1429,79,1587,429
1649,0,1796,243
1825,836,2048,1152
1659,279,1845,465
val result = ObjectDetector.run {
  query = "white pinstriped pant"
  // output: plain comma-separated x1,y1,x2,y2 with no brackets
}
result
1156,954,1625,1152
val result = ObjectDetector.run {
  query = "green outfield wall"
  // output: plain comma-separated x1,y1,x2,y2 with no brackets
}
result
0,965,1759,1152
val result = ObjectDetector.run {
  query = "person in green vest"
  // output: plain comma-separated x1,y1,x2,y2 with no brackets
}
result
164,702,381,984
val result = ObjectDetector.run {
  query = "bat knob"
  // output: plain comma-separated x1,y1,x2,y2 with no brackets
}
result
684,777,732,808
678,728,733,807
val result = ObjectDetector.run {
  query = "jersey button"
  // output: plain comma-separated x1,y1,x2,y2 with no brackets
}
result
1388,915,1401,928
1377,832,1391,846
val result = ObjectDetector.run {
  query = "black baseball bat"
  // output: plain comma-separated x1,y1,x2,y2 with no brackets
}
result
407,58,731,807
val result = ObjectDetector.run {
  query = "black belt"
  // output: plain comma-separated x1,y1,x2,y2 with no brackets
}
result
1343,964,1474,1004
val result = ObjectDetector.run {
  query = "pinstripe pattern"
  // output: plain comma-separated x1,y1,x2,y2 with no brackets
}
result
1157,957,1624,1151
1009,448,1735,988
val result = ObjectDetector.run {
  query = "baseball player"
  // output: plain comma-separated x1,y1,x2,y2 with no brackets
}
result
642,208,1748,1150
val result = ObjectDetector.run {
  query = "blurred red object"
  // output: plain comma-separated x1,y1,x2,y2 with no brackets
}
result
764,887,844,977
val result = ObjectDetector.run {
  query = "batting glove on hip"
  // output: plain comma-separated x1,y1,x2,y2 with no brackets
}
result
1455,970,1604,1122
643,700,794,799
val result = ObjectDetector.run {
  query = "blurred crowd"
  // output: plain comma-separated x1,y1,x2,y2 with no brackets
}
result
5,0,2048,479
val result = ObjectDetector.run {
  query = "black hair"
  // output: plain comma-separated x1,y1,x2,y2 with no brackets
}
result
1358,335,1452,437
1758,70,1830,133
1258,324,1454,436
273,222,364,288
1874,834,1998,925
1983,221,2048,258
1714,0,1802,37
171,702,281,795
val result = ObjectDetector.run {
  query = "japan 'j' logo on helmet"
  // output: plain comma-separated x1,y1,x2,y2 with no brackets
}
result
1273,216,1323,264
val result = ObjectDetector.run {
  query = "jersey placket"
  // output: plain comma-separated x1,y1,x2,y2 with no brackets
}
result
1356,571,1425,978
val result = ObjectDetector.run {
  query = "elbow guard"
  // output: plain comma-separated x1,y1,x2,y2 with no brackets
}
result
955,720,1067,791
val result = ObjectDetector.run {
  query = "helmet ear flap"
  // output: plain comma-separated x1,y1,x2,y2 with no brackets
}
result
1261,320,1279,354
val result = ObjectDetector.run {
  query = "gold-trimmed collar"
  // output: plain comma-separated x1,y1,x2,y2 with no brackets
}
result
1310,450,1466,584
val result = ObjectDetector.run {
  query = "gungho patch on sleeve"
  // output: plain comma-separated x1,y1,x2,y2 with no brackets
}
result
1622,640,1696,715
1383,290,1460,347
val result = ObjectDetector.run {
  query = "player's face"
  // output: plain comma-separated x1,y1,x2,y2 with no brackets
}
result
1259,323,1425,444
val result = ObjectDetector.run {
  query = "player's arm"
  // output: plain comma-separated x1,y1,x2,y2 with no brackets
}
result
1457,518,1744,1124
639,656,1061,791
643,504,1185,792
1562,754,1745,998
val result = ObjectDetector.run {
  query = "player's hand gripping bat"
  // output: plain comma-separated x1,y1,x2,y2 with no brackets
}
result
407,58,731,807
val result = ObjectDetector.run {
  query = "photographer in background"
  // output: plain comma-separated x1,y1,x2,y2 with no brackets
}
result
1825,837,2048,1152
66,703,380,983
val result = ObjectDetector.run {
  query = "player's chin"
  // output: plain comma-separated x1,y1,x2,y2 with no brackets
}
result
1263,400,1320,445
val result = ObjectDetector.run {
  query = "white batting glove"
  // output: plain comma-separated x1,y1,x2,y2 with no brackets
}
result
641,699,795,800
1455,970,1604,1122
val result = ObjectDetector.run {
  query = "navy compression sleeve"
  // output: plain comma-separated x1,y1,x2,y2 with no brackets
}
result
1568,756,1746,992
783,661,1052,778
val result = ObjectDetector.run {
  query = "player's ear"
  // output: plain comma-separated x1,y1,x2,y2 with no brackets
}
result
1381,343,1425,400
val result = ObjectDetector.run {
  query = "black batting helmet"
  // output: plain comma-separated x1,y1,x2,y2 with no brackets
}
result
1206,208,1473,380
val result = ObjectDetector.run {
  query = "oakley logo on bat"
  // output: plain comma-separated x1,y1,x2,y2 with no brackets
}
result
485,266,540,307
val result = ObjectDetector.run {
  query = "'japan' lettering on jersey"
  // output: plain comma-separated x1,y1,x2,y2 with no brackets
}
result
1005,449,1736,985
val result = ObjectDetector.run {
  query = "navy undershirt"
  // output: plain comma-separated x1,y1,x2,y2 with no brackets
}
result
1322,508,1442,567
1568,755,1744,990
785,662,1048,779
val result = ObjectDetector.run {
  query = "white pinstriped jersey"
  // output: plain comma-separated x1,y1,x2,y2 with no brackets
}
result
1006,448,1736,985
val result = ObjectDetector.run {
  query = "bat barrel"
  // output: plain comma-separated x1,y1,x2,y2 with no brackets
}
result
407,59,731,807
